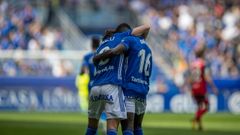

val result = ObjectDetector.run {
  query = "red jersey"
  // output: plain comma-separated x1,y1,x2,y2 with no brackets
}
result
190,58,207,95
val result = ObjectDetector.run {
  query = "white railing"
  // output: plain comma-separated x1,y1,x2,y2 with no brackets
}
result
0,50,88,60
57,9,91,50
0,50,89,77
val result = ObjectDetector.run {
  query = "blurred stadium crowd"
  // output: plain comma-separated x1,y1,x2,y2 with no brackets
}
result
0,2,64,50
0,0,66,76
130,0,240,79
0,0,240,79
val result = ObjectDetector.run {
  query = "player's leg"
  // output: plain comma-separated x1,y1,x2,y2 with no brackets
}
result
121,97,135,135
104,84,127,135
134,113,145,135
86,118,99,135
134,98,146,135
193,95,208,131
121,112,135,135
197,96,209,130
86,86,104,135
106,118,120,135
192,94,201,130
99,112,107,134
195,102,203,130
196,101,205,131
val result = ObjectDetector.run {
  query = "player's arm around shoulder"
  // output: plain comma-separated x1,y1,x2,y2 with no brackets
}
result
92,45,127,65
92,35,136,65
131,24,150,38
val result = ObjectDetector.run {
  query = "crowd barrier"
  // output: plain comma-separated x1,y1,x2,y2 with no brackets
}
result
0,77,239,114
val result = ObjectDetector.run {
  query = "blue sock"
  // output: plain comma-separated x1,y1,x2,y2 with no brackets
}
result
107,129,117,135
123,129,133,135
100,112,107,121
85,127,97,135
134,128,143,135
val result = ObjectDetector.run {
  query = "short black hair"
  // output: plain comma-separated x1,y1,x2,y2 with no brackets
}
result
102,29,115,40
102,23,131,40
91,36,100,49
114,23,132,33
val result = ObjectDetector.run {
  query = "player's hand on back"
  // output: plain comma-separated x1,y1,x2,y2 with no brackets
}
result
92,55,99,66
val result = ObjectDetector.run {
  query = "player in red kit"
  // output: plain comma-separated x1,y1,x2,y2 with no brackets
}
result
188,47,218,131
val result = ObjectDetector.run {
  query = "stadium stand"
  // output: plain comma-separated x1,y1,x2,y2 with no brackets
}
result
0,0,239,80
0,0,89,77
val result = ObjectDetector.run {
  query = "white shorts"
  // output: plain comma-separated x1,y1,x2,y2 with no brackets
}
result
125,96,146,115
88,84,126,120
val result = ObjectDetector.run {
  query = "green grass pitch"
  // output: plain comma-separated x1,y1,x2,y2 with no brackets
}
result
0,112,240,135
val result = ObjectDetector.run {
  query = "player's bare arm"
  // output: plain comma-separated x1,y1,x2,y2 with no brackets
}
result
131,24,150,38
93,44,126,65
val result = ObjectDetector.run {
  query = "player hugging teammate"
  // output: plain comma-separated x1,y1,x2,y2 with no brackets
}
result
85,23,152,135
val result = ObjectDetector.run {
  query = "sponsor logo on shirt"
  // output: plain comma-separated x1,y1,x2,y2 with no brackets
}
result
95,65,114,75
131,76,148,85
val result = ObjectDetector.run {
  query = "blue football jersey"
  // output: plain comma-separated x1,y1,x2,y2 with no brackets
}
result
82,52,95,89
121,36,152,98
92,31,131,86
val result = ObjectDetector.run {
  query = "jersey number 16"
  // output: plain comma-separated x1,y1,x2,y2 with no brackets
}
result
138,49,151,76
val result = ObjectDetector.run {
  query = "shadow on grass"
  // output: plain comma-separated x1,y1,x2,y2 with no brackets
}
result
0,120,83,135
1,120,239,135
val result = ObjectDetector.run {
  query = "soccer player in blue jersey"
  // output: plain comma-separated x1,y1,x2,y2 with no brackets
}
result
78,36,108,134
76,37,100,112
82,36,100,89
85,23,150,135
93,29,152,135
